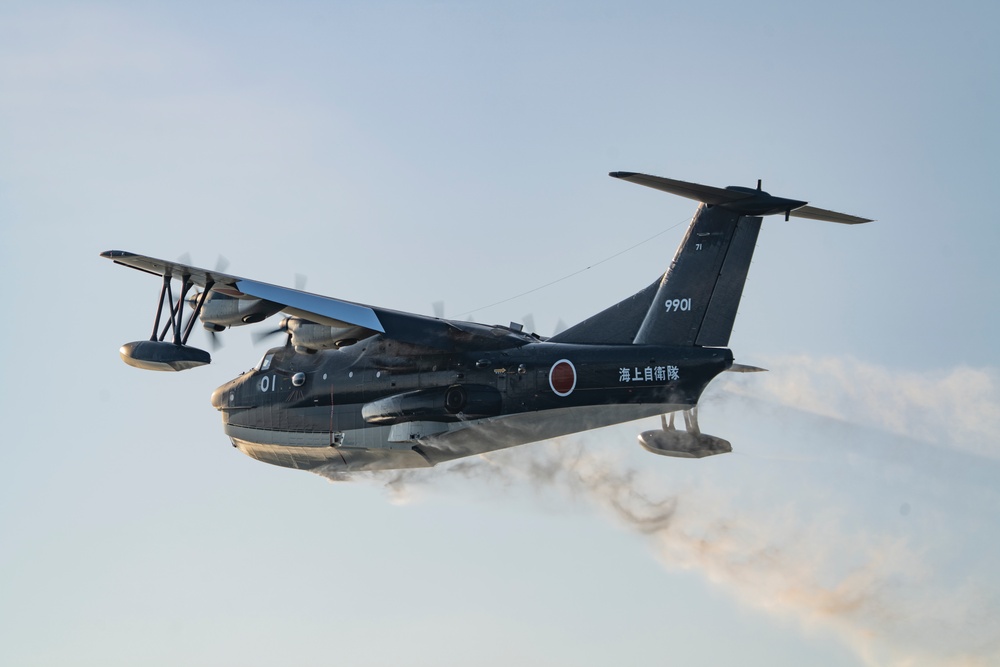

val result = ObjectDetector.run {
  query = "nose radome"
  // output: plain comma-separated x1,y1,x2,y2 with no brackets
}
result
211,384,228,410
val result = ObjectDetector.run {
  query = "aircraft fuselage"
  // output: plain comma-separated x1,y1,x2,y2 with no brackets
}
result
211,338,733,472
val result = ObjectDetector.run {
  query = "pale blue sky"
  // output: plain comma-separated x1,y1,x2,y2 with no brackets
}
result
1,2,998,665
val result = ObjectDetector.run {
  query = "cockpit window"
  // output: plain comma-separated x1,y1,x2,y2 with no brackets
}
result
257,353,274,371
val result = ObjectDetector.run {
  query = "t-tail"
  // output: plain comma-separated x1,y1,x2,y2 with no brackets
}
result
550,172,872,348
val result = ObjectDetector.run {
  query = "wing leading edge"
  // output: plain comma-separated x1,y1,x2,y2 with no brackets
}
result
102,250,386,334
102,251,538,351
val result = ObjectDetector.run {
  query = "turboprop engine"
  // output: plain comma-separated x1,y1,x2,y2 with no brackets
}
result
258,316,372,353
187,291,283,330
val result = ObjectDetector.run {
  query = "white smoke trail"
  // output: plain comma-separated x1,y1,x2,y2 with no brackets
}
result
376,438,998,666
719,356,1000,460
316,358,1000,665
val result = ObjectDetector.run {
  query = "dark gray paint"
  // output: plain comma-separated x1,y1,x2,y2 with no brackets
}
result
102,171,871,473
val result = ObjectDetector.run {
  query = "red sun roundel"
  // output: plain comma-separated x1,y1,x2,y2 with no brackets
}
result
548,359,577,397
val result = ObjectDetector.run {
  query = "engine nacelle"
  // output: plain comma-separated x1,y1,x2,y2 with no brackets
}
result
286,318,370,351
189,291,282,328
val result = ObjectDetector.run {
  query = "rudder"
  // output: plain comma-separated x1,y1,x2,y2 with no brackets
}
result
632,204,760,347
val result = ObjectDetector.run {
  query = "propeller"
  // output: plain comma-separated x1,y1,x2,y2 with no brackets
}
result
204,327,222,351
205,255,232,350
175,252,229,274
182,290,224,350
252,317,292,347
432,301,476,322
176,254,231,350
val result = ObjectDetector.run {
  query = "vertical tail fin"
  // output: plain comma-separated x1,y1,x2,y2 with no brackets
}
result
549,172,871,347
632,204,760,346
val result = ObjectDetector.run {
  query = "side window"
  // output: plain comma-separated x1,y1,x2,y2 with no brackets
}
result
258,353,274,371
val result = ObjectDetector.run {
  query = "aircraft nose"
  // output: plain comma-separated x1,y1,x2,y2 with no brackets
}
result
212,374,253,411
211,384,229,410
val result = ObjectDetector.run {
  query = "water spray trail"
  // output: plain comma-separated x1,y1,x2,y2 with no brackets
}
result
314,358,1000,665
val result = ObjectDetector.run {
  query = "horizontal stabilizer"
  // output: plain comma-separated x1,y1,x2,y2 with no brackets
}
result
609,172,743,206
786,205,872,225
610,172,872,223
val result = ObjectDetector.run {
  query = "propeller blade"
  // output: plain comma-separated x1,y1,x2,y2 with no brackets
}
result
432,301,445,318
252,317,292,345
252,326,285,345
206,329,222,351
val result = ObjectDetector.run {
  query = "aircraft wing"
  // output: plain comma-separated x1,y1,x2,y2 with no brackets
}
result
101,250,518,349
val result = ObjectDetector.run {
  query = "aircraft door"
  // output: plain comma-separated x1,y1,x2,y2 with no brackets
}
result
498,361,534,401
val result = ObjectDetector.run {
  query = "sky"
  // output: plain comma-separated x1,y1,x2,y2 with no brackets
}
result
1,1,998,665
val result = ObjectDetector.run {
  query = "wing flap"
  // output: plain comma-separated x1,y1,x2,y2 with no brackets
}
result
234,279,384,332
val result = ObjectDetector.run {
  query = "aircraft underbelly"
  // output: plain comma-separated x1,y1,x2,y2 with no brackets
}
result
418,402,687,463
224,422,430,472
224,402,687,473
231,437,433,472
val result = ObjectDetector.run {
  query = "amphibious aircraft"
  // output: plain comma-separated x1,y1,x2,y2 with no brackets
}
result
102,172,871,473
